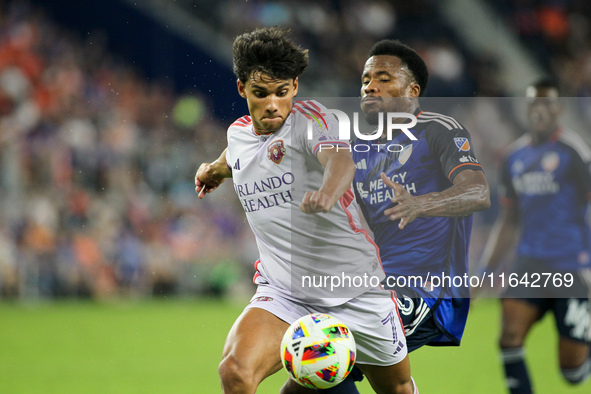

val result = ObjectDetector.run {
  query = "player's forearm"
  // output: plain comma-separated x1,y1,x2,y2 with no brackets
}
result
211,147,232,179
415,170,490,218
318,153,356,202
417,182,490,218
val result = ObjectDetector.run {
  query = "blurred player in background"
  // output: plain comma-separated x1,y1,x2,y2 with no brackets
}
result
202,27,416,394
479,78,591,393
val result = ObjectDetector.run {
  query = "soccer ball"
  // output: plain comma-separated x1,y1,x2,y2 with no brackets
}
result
280,313,356,389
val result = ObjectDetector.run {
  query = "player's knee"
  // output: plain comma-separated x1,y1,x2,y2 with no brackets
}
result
499,327,526,348
560,359,591,385
395,379,416,394
383,377,415,394
218,355,255,392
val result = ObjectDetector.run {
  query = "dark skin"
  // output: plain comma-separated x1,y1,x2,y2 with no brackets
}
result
525,85,563,144
360,55,490,229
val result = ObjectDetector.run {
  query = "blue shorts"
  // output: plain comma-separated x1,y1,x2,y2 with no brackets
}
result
504,256,591,343
395,294,441,352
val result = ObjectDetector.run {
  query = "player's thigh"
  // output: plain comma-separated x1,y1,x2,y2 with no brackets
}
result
552,297,591,368
222,306,289,379
357,355,412,394
500,298,543,346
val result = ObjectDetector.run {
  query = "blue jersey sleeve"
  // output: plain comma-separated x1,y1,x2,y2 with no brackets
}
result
426,126,483,182
499,155,518,205
567,144,591,202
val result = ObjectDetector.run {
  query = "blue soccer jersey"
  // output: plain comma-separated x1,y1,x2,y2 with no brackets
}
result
500,128,591,270
352,110,483,345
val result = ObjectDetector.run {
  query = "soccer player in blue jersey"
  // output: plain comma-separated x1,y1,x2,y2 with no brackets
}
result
480,78,591,394
353,39,490,350
319,39,491,394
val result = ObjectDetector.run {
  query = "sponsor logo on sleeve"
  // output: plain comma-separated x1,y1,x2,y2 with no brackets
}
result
251,296,274,303
459,155,479,163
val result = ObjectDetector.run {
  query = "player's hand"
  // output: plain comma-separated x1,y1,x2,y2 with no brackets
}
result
381,172,420,229
299,191,336,214
195,162,226,199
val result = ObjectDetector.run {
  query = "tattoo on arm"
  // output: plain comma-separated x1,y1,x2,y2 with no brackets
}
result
425,183,489,217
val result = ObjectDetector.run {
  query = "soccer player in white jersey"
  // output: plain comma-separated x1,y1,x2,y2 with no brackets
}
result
198,27,417,394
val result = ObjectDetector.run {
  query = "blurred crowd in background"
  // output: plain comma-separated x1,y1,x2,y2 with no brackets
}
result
0,1,256,300
493,0,591,97
184,0,491,96
0,0,590,300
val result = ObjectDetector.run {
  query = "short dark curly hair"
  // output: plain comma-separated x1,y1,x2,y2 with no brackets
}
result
369,40,429,96
232,27,309,83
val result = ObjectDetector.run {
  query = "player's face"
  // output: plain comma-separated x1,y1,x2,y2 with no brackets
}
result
526,86,562,140
360,55,420,124
238,74,298,134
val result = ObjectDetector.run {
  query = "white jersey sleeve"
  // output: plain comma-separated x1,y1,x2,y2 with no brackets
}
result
291,100,349,156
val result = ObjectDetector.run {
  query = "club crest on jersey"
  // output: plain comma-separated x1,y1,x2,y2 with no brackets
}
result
541,152,560,172
398,145,412,165
454,137,470,152
267,140,286,164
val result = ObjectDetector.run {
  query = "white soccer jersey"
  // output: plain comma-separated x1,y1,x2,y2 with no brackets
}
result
226,100,384,306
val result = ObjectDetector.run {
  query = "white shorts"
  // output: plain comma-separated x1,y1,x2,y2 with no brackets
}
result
245,284,408,366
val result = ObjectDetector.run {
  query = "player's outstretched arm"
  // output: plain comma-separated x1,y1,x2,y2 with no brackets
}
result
382,169,490,229
299,148,356,214
195,147,232,199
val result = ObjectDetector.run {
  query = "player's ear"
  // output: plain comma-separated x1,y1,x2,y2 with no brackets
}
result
292,77,299,96
237,79,247,99
408,81,421,98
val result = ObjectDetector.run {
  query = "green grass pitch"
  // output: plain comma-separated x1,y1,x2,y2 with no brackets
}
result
0,298,589,393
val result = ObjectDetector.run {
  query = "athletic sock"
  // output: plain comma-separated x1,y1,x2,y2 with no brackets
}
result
561,356,591,384
316,374,359,394
501,347,533,394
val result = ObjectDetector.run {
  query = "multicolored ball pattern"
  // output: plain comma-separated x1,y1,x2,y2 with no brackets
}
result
280,313,356,389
